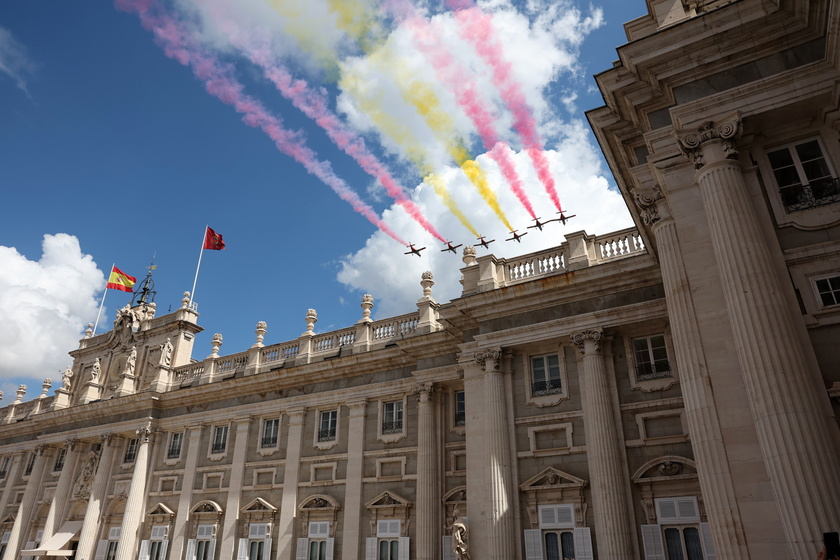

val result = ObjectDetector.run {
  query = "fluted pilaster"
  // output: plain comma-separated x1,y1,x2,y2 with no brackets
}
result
571,330,633,560
641,189,750,559
42,439,81,541
115,426,152,560
476,349,515,560
169,425,203,560
414,383,438,560
220,418,251,560
678,116,840,557
2,445,52,560
77,434,118,560
276,409,306,560
342,400,367,560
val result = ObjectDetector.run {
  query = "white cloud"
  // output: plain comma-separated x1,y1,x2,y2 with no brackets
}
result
336,120,634,318
0,235,104,400
0,26,37,95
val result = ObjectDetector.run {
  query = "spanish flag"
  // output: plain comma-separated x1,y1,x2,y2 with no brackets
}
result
106,266,137,292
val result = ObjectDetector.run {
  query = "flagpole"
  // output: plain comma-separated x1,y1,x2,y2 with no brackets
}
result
190,226,207,306
92,263,113,335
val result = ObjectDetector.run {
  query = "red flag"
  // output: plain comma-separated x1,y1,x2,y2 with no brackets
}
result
106,266,137,292
203,227,225,250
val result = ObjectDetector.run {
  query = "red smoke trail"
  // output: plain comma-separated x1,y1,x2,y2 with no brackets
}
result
207,14,446,243
454,7,565,212
409,17,536,219
116,0,405,244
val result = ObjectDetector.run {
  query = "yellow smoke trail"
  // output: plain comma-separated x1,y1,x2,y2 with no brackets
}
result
461,159,513,231
325,0,384,52
425,174,480,237
267,0,342,74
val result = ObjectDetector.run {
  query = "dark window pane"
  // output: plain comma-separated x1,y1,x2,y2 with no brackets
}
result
773,166,802,187
684,528,704,560
768,148,794,168
664,528,685,560
561,532,575,559
545,533,560,560
795,140,823,162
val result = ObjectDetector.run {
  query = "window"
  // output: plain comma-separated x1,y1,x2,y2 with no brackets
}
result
523,505,592,560
454,391,465,427
96,527,121,560
24,453,36,476
167,432,184,459
303,522,332,560
53,448,67,472
240,523,271,560
814,275,840,308
0,531,10,560
212,426,228,454
366,520,406,560
318,411,337,442
0,457,9,478
767,138,839,212
382,402,403,434
147,526,168,560
194,525,216,560
124,439,138,463
531,355,562,396
641,497,716,560
633,335,671,381
261,419,279,448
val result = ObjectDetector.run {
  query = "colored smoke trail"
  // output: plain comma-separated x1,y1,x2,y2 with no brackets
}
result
409,17,537,219
118,0,405,245
455,7,565,212
424,174,479,238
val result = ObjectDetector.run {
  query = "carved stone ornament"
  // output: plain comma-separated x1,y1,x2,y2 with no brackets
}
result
632,185,664,226
160,338,173,367
110,305,140,350
676,116,742,169
60,365,74,392
412,382,434,402
475,348,502,372
136,424,153,442
73,449,100,499
571,330,602,354
657,461,683,477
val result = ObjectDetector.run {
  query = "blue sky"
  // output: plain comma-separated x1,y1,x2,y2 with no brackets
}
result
0,0,642,400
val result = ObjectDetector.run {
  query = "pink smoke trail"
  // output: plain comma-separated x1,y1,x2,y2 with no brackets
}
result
206,14,445,243
116,0,405,244
454,7,565,212
409,17,536,219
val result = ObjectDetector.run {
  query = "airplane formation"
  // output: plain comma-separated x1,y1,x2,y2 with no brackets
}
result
405,212,576,257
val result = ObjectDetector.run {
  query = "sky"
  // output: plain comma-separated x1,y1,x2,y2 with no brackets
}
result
0,0,643,402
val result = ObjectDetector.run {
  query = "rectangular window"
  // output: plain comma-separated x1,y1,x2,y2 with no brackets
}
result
0,457,9,478
53,448,67,472
815,275,840,308
196,540,212,560
531,355,562,396
124,439,138,463
261,419,279,448
24,453,36,476
767,138,839,212
195,525,215,560
318,411,337,442
105,541,118,560
664,527,704,560
382,401,403,434
248,541,264,560
212,426,228,454
633,335,671,381
543,530,575,560
454,391,465,426
167,432,183,459
307,522,330,560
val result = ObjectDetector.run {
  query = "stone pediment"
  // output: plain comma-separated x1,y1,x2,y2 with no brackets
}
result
146,503,174,516
241,497,277,513
519,467,587,492
632,455,697,483
365,490,411,510
299,494,340,512
443,487,467,503
0,513,15,525
191,500,223,514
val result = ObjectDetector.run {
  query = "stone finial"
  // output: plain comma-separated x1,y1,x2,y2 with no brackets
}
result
14,385,26,404
421,271,434,298
84,323,93,338
40,378,52,397
462,245,477,266
360,295,374,321
253,321,267,348
304,309,318,335
209,333,223,358
181,291,192,309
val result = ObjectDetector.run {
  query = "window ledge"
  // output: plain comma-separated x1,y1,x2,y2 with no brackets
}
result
257,446,278,457
527,393,569,408
631,377,676,393
208,452,227,462
163,457,181,467
314,440,338,451
377,431,406,444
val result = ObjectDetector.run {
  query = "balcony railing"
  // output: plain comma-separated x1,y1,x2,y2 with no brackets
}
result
532,379,563,397
454,411,466,426
166,445,182,459
382,420,403,434
261,436,278,448
318,428,336,442
780,177,840,212
635,361,672,382
211,443,227,454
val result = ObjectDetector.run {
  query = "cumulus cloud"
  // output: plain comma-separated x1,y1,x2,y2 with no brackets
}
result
0,26,37,95
337,120,634,318
0,235,104,400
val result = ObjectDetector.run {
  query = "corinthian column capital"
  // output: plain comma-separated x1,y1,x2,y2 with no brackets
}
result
136,424,152,443
571,329,603,354
475,348,502,372
675,114,742,169
632,184,665,226
412,382,434,403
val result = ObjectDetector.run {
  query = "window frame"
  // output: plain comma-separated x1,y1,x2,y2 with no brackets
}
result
378,397,407,443
812,273,840,309
167,432,184,460
314,409,339,450
766,137,838,213
453,390,466,431
53,448,67,473
209,424,230,459
260,418,280,449
123,438,139,464
623,330,677,393
522,349,569,408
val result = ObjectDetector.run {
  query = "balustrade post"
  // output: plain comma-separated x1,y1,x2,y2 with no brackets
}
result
295,309,317,365
246,321,267,375
416,272,441,334
354,295,374,353
564,230,595,269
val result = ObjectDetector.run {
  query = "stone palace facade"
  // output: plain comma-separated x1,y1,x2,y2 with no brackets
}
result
1,0,839,559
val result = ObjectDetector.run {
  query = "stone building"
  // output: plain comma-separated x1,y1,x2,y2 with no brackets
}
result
0,0,839,559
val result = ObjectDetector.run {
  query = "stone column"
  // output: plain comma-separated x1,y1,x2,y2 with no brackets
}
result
220,417,252,560
677,116,840,556
413,383,438,560
341,401,367,560
2,444,53,560
115,425,153,560
169,425,203,560
635,186,750,560
475,348,515,560
77,434,119,560
276,409,305,560
571,330,633,560
42,438,82,540
0,453,23,519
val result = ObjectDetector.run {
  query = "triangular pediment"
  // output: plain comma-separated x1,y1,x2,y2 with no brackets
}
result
519,467,587,491
241,497,277,513
364,490,411,510
0,513,15,525
146,503,174,517
632,456,697,482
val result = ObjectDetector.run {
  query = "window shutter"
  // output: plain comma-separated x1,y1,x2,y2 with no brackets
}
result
574,527,594,560
294,539,308,560
185,539,196,560
263,538,272,559
539,504,574,528
110,528,122,540
676,498,699,521
656,499,679,523
138,540,150,560
94,540,109,560
539,505,557,527
324,538,334,560
249,524,269,539
441,536,455,560
524,529,543,560
655,497,699,523
236,538,248,560
365,537,378,560
206,540,216,560
309,522,329,538
398,537,409,560
158,540,169,560
641,525,666,560
700,523,716,560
